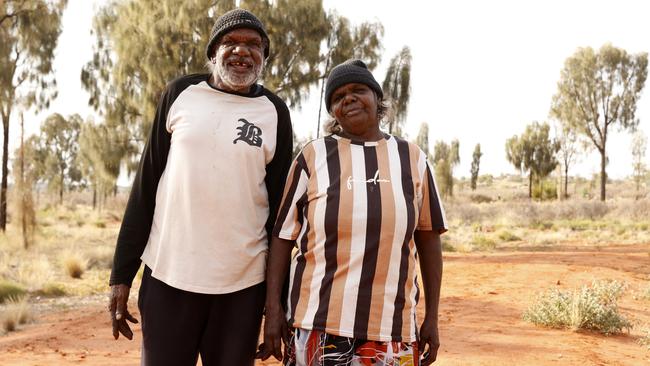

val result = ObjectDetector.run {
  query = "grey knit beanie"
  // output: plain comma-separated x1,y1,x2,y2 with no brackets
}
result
206,9,270,59
325,59,383,112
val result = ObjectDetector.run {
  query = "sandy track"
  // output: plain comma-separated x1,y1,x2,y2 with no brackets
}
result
2,243,649,365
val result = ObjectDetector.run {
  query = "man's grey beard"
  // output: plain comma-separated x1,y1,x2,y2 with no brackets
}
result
213,56,264,91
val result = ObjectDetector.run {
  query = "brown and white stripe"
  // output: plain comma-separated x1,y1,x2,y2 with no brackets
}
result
274,134,447,342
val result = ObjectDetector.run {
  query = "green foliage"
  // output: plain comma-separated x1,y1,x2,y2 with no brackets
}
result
0,0,66,230
497,230,521,242
532,179,558,201
34,283,66,297
382,46,411,136
39,113,82,204
506,122,559,198
523,280,632,335
434,139,460,197
551,44,648,201
0,280,26,303
471,234,497,251
414,122,430,157
470,144,482,190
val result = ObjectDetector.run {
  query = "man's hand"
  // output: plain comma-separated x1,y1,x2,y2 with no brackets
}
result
108,284,138,340
419,315,440,365
255,305,289,361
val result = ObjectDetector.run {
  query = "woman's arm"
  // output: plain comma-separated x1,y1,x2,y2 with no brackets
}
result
414,229,443,365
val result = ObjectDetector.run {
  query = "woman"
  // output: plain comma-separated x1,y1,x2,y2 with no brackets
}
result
257,59,447,365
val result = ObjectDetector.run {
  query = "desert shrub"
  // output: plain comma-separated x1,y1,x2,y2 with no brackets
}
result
35,283,67,297
498,230,521,242
0,280,26,304
61,252,87,279
94,220,107,228
470,194,493,203
523,280,632,335
87,247,114,270
1,296,31,333
532,180,557,201
471,234,496,251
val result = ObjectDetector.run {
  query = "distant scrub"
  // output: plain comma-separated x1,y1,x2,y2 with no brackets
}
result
35,283,67,297
61,252,87,279
523,280,632,335
471,234,497,251
497,230,521,242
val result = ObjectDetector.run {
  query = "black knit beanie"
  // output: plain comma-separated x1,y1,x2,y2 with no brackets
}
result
325,59,383,112
206,9,270,59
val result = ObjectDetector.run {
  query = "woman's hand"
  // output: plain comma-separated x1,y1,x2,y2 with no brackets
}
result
419,315,440,365
256,304,289,361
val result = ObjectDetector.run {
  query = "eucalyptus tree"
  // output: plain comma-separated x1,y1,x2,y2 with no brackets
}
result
551,44,648,201
433,139,460,197
315,13,383,136
506,122,559,198
414,122,432,160
470,144,482,190
40,113,82,204
0,0,66,230
631,131,647,197
554,122,580,199
382,46,412,136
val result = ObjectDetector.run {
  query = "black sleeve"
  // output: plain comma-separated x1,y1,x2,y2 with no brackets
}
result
264,93,294,240
109,84,176,287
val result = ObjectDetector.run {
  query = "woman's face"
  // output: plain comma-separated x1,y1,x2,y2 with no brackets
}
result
330,83,381,140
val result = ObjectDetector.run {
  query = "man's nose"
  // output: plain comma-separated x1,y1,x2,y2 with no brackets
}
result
232,43,251,56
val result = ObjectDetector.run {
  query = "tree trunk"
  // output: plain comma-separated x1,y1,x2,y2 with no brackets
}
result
59,171,64,205
528,172,532,198
564,164,569,200
92,183,97,210
599,149,607,201
20,113,27,249
1,110,10,231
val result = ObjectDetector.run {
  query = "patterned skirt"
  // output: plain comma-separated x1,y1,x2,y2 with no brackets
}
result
284,328,419,366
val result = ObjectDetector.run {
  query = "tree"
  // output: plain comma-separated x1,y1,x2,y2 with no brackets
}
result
631,131,648,198
506,122,559,198
470,144,482,190
40,113,82,204
0,0,66,230
315,13,383,136
433,139,460,197
551,44,648,201
553,121,580,199
414,122,432,160
78,119,135,209
12,113,36,248
83,0,381,151
382,46,412,136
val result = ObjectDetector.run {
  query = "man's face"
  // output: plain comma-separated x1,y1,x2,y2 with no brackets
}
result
213,28,265,93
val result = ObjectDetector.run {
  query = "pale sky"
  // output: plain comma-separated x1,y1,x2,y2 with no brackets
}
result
20,0,650,179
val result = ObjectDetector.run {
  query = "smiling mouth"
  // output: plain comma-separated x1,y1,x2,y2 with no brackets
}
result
228,60,252,71
344,108,363,117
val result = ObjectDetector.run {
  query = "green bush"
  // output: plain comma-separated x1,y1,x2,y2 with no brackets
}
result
523,280,632,335
0,280,26,304
472,234,497,251
498,230,521,242
532,180,558,201
35,283,67,297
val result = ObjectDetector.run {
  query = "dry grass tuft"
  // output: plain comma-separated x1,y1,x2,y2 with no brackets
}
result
1,295,31,333
61,251,88,279
0,280,26,304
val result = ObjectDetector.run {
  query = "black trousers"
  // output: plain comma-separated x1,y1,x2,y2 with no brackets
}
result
138,266,266,366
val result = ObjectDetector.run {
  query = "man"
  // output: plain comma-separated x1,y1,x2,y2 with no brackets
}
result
107,8,293,366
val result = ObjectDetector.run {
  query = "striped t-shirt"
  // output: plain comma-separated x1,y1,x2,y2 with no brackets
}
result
273,134,447,342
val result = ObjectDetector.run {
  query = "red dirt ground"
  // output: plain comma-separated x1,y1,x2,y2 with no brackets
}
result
2,243,649,365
